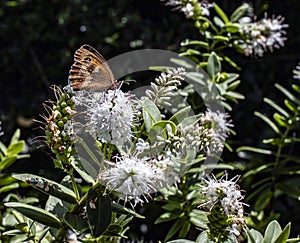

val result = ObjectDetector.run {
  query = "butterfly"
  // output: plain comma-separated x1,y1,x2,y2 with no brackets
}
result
68,44,116,92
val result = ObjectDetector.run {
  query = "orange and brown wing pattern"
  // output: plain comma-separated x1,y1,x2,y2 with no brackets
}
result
68,44,115,91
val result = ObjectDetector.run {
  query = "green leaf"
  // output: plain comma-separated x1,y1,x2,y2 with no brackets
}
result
275,83,300,105
140,98,161,132
179,220,191,238
181,39,209,48
5,202,62,228
284,99,297,113
9,129,21,145
179,114,202,127
264,98,289,118
111,202,144,218
247,229,264,243
64,212,89,234
196,231,211,243
12,173,77,204
274,113,289,127
0,156,17,171
86,188,112,237
224,23,240,33
255,191,273,211
170,106,191,124
254,111,280,134
0,182,19,194
230,3,250,22
213,35,230,42
236,146,272,155
223,56,241,70
213,16,224,27
7,141,24,156
263,220,282,243
274,222,290,243
225,91,245,99
71,157,95,184
207,52,221,79
164,218,185,242
155,212,181,224
213,2,229,23
0,141,7,154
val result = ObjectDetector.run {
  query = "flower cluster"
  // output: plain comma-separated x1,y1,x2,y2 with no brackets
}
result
239,14,288,57
164,0,213,18
72,89,136,147
199,173,247,240
48,67,232,206
146,67,186,108
43,87,76,171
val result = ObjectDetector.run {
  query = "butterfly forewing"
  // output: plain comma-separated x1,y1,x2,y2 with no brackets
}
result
68,44,115,91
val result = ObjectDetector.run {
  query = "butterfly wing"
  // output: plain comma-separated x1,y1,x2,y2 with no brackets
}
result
68,44,115,91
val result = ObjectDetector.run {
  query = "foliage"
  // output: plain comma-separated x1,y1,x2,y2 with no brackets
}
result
1,0,300,242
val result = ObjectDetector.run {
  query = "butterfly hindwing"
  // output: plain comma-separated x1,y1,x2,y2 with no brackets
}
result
68,44,115,91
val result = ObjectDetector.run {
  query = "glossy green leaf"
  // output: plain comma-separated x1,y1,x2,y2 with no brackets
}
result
213,16,224,27
12,173,77,204
230,3,250,22
247,229,264,243
64,212,89,234
0,156,17,171
111,202,144,218
254,111,280,134
0,182,19,194
274,222,290,243
155,212,181,224
170,106,191,124
86,188,112,237
263,220,282,243
213,35,230,42
273,113,288,127
275,83,300,105
6,141,24,157
181,40,209,48
236,146,272,155
179,220,191,238
5,202,62,228
9,129,21,145
225,91,245,99
164,218,185,242
71,157,95,184
284,99,297,113
141,98,161,132
207,52,221,79
196,231,212,243
264,98,289,118
224,23,240,33
213,2,229,23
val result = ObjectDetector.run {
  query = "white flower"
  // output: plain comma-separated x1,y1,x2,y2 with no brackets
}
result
293,63,300,80
200,110,232,154
200,173,247,236
240,14,288,57
73,89,136,147
98,154,173,206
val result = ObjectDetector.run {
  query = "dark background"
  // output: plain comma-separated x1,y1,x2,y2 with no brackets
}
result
1,0,300,240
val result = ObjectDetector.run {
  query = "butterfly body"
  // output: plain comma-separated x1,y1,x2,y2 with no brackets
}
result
68,44,115,92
